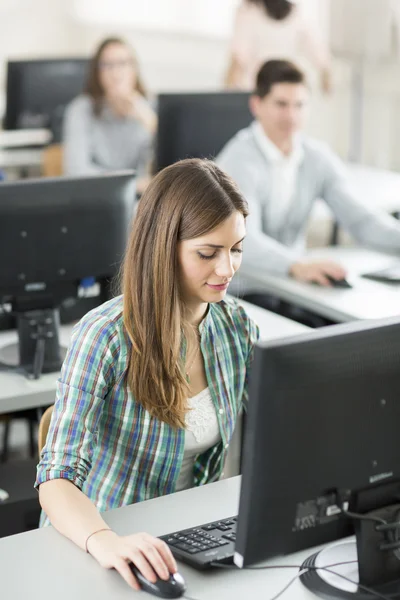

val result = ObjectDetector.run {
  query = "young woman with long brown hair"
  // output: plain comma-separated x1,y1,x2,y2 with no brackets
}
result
36,159,259,590
63,37,156,193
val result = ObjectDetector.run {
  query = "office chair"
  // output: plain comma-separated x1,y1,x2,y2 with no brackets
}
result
37,405,54,456
0,411,36,463
41,144,63,177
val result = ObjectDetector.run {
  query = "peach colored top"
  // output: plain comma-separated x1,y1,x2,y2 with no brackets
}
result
230,1,330,90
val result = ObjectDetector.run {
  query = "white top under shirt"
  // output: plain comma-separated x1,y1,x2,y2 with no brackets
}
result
251,121,304,239
175,388,221,492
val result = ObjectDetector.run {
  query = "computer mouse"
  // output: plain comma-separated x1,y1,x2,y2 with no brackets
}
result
325,275,352,289
129,564,186,598
0,488,9,502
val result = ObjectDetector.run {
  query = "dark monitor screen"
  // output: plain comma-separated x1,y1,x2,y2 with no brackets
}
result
4,58,89,140
156,92,251,171
236,317,400,593
0,172,135,375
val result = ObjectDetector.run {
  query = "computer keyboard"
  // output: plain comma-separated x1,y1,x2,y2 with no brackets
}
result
362,264,400,283
159,516,237,570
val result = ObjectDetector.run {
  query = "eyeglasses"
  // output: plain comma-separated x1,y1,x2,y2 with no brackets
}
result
98,59,134,71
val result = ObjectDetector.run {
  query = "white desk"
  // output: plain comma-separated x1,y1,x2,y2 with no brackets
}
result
0,302,308,418
244,246,400,323
0,324,74,416
0,476,344,600
0,128,51,172
238,299,308,340
0,129,51,149
0,148,44,170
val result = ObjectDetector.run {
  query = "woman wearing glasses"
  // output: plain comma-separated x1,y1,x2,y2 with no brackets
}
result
63,37,156,194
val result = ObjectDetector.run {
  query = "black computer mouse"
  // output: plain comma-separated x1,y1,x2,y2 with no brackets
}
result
129,564,186,598
325,275,352,289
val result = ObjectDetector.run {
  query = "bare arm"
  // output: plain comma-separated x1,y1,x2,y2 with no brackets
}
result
224,55,244,89
38,479,108,551
36,315,176,590
224,2,254,89
38,479,176,589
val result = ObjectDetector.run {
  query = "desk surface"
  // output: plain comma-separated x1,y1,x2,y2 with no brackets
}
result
0,128,51,149
0,476,342,600
246,246,400,323
0,147,44,169
0,301,307,416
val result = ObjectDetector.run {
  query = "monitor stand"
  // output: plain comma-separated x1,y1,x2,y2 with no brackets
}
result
0,308,67,378
301,540,368,599
300,502,400,599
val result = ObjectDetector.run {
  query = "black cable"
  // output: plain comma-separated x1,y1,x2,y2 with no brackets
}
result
32,335,46,380
341,507,386,526
341,506,400,554
313,566,395,600
212,560,394,600
181,504,400,600
211,560,357,571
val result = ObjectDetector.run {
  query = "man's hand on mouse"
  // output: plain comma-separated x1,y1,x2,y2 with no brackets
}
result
86,529,177,590
289,260,347,286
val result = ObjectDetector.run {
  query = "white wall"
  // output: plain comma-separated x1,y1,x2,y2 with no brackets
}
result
1,0,400,170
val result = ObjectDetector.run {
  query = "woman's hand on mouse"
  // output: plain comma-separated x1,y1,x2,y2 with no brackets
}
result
86,529,177,590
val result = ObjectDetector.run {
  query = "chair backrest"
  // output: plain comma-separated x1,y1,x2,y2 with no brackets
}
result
37,405,54,456
41,144,63,177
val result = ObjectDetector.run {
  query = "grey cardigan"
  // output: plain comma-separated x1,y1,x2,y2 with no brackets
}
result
62,95,153,177
216,124,400,281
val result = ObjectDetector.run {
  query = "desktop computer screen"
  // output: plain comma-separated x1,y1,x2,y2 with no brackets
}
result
4,58,89,141
236,317,400,597
0,171,135,377
156,92,252,171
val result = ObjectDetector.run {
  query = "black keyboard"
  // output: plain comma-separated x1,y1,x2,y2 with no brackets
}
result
159,516,237,570
362,265,400,283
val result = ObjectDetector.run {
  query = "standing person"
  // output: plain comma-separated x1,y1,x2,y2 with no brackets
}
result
35,159,259,590
63,37,157,194
225,0,332,93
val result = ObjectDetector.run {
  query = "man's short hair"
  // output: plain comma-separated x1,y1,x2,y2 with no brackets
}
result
255,60,306,98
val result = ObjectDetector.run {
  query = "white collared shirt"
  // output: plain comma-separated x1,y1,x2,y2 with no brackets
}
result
251,121,304,238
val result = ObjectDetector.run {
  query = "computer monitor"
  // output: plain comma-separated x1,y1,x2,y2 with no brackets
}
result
236,317,400,598
4,58,89,141
0,172,135,377
156,92,252,171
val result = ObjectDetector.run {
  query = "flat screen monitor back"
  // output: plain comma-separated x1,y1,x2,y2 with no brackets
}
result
156,92,252,171
4,58,89,141
0,171,135,374
236,317,400,591
0,172,135,298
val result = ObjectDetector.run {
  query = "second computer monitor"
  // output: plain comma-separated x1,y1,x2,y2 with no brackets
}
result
0,171,135,374
156,92,252,171
236,317,400,594
4,58,89,140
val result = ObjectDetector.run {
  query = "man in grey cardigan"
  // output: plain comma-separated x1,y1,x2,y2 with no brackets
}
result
216,60,400,302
